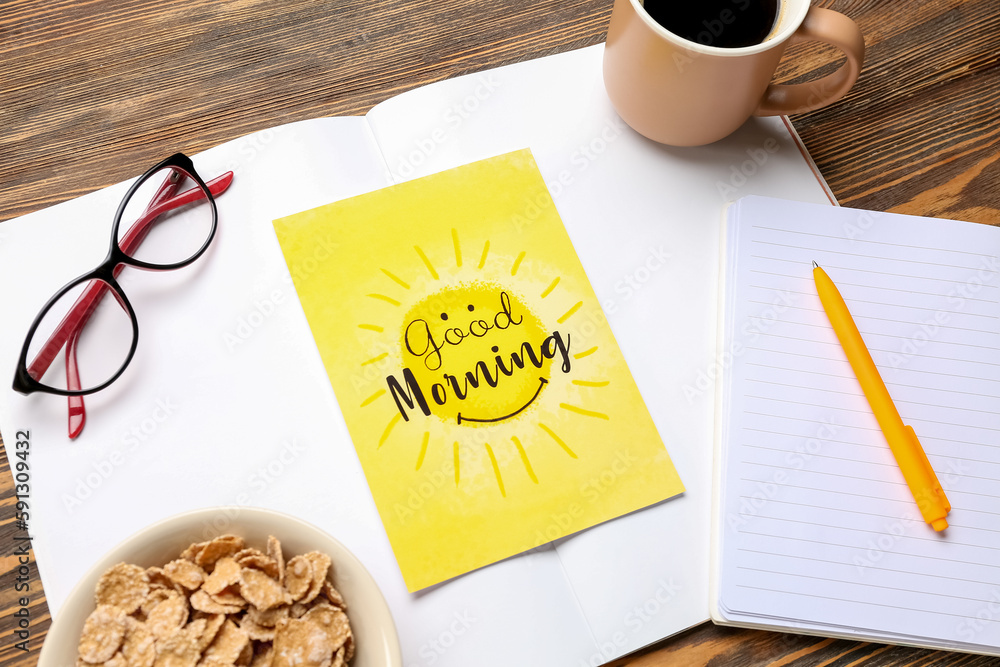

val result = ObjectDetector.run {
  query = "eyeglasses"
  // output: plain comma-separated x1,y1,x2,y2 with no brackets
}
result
12,154,234,439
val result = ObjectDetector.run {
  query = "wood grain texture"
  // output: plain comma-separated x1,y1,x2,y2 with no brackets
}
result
0,1,998,666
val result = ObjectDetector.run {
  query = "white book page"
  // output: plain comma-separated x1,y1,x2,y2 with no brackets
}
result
366,45,837,658
717,196,1000,651
0,117,596,667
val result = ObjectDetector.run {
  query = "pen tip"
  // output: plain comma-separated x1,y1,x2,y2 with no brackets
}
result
812,260,819,269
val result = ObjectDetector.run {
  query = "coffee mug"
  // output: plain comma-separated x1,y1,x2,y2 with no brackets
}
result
603,0,865,146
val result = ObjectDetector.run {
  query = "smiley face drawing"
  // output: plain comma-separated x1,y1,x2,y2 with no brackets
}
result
356,229,608,495
394,282,571,426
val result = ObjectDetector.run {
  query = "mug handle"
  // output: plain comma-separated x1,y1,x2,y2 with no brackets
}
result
753,7,865,116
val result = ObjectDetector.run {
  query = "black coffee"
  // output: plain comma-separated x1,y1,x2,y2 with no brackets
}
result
642,0,780,49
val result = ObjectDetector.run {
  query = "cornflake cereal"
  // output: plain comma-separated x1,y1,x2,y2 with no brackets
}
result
77,536,354,667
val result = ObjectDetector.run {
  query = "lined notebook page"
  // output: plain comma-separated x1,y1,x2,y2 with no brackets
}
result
717,196,1000,651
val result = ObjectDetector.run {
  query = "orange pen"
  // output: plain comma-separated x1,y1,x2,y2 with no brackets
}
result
812,262,951,532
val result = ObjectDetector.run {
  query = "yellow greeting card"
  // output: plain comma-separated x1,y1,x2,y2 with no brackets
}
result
273,150,683,591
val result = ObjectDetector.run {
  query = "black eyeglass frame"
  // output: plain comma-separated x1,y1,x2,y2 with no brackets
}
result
12,153,218,397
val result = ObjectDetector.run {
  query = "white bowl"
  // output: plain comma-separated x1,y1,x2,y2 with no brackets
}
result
39,507,402,667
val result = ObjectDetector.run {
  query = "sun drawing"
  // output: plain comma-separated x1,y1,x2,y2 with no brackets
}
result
355,228,610,498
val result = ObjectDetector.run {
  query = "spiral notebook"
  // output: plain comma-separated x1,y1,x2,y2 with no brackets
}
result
711,196,1000,654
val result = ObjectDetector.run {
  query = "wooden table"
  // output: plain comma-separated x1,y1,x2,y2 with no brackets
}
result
1,0,998,664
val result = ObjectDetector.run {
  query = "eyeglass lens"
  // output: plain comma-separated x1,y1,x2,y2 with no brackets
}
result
25,278,135,393
118,165,214,267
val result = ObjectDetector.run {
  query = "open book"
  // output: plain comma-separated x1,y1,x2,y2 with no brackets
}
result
713,196,1000,655
0,46,834,665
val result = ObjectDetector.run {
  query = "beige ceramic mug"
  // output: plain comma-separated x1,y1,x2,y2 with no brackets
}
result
603,0,865,146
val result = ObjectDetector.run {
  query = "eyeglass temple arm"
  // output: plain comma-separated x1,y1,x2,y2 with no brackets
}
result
63,171,188,438
65,327,85,435
24,171,234,434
